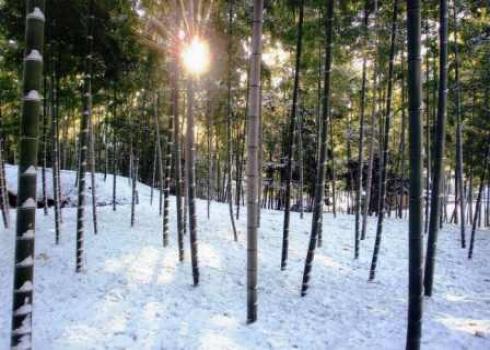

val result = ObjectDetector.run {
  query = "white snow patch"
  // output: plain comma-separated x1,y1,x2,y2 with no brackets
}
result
19,230,35,240
20,198,36,208
25,49,42,62
14,299,32,316
23,90,40,101
23,166,37,175
16,256,34,268
27,7,45,21
16,281,34,293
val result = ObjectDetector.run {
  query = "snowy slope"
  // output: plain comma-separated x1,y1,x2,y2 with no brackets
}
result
0,170,489,349
4,164,136,207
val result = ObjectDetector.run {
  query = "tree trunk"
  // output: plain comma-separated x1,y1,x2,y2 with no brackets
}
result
468,144,489,259
206,94,212,219
301,0,334,297
186,79,199,286
424,25,431,235
51,41,61,244
89,82,97,235
424,0,449,297
162,113,171,248
41,65,49,215
406,0,424,348
361,0,379,240
112,89,118,211
355,0,369,255
75,0,94,272
281,0,304,270
11,2,45,347
246,0,264,323
452,3,465,247
329,110,337,221
171,60,185,261
369,0,399,281
0,96,10,228
226,0,238,241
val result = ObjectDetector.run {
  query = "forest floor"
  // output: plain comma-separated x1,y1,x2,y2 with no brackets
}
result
1,167,489,349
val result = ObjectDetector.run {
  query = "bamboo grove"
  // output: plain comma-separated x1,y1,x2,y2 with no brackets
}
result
0,0,489,349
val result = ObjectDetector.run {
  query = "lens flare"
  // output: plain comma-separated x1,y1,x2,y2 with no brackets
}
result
181,37,210,75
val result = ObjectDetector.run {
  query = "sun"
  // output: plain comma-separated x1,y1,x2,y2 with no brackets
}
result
181,37,210,76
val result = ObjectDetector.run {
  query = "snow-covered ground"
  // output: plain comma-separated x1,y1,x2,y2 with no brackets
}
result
1,168,489,349
4,164,135,207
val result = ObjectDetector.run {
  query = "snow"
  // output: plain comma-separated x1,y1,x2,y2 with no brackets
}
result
5,164,136,207
15,256,34,268
20,199,36,209
19,230,34,240
1,168,489,349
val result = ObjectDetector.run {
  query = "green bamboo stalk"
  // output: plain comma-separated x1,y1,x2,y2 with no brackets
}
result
76,0,94,272
406,0,424,348
301,0,334,297
468,143,489,259
355,0,370,258
452,2,465,248
424,0,449,297
226,0,238,242
369,0,399,281
162,109,171,248
281,0,304,270
171,59,184,261
11,1,45,347
186,79,199,286
246,0,264,323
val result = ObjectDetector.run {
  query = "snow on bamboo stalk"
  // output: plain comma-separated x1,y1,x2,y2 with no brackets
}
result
281,0,304,270
301,0,334,297
246,0,264,323
406,0,424,348
76,1,94,272
11,2,45,348
162,103,171,248
424,0,449,297
226,0,238,242
186,79,199,286
369,0,399,281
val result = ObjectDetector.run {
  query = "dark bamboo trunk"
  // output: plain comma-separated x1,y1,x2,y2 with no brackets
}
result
246,0,264,323
226,0,238,242
355,0,370,253
281,0,304,270
369,0,398,281
186,79,199,286
406,1,424,348
468,144,489,259
301,0,334,297
452,3,465,247
424,0,449,297
75,0,94,272
11,2,45,347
